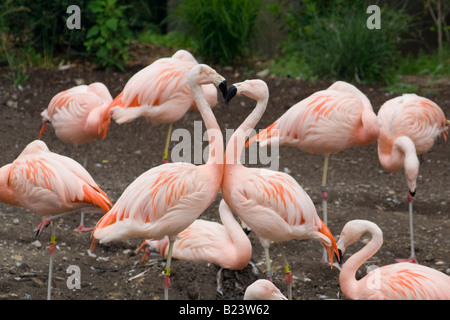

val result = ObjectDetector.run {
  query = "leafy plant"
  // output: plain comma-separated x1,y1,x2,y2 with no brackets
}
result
275,1,410,83
84,0,133,71
174,0,263,66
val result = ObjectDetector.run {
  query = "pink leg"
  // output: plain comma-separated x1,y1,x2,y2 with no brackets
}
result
395,192,418,264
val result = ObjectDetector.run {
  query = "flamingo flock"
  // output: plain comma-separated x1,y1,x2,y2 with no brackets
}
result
1,49,449,301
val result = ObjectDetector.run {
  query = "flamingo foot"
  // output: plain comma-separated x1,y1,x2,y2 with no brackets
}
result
395,256,418,264
34,218,53,236
74,225,93,232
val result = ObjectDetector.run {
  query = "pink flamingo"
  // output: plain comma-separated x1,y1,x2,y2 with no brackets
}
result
222,79,341,300
90,64,227,300
337,219,450,299
99,49,222,163
377,94,448,263
138,199,252,295
39,82,113,231
244,279,287,300
0,139,113,300
246,81,379,261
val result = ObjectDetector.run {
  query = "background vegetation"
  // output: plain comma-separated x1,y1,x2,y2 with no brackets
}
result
0,0,449,88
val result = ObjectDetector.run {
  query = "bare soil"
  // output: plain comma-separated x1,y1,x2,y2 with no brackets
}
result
0,45,449,301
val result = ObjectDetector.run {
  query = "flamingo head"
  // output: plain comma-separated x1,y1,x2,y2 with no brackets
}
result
188,64,227,100
225,79,269,104
38,118,50,140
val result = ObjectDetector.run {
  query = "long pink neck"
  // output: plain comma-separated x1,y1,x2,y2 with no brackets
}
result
0,164,20,207
378,135,417,173
225,95,268,165
219,200,250,250
190,81,224,167
339,225,383,299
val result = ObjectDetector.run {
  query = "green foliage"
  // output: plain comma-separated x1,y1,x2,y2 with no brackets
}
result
84,0,133,71
397,45,450,78
274,1,410,84
174,0,263,66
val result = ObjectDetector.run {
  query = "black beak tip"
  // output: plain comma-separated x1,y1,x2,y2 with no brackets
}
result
409,190,416,197
225,85,237,104
334,249,343,267
219,80,228,100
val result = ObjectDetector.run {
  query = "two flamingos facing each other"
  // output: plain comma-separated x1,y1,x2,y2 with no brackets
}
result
222,79,342,300
99,49,220,164
0,140,113,300
39,82,113,231
90,64,228,300
377,94,448,263
337,219,450,299
138,199,252,295
246,81,379,262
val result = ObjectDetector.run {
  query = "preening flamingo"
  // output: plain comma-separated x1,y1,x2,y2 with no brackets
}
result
222,79,341,300
39,82,113,231
138,199,252,294
244,279,287,300
377,94,448,263
91,64,227,300
337,219,450,299
0,140,113,300
99,49,221,163
246,81,379,261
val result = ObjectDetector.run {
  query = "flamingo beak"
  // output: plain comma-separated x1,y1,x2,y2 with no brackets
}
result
335,249,343,267
225,85,237,104
38,119,49,139
219,80,228,100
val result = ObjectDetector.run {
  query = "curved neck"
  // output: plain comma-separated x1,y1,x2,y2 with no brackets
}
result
219,201,248,247
86,101,112,137
339,226,383,299
0,164,20,207
355,110,379,145
190,82,223,166
378,135,417,172
226,96,268,164
219,200,251,264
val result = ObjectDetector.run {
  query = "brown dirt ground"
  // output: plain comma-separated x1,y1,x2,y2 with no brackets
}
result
0,45,449,302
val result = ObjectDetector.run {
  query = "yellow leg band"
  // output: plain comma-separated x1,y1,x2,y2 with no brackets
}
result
164,268,171,276
50,236,56,244
284,265,291,274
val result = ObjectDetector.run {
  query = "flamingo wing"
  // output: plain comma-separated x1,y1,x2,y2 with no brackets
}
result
93,163,215,243
366,263,450,300
378,94,448,154
150,219,228,261
231,169,322,241
248,89,371,154
41,84,113,144
9,141,112,215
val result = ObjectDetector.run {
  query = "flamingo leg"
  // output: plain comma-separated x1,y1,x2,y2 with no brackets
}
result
216,267,224,296
278,243,292,300
321,155,329,262
75,144,94,232
163,240,174,300
47,221,56,300
264,246,273,281
396,193,418,264
162,123,173,164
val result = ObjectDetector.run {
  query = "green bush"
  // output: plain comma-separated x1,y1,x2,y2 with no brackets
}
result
174,0,263,66
84,0,133,71
276,1,410,83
